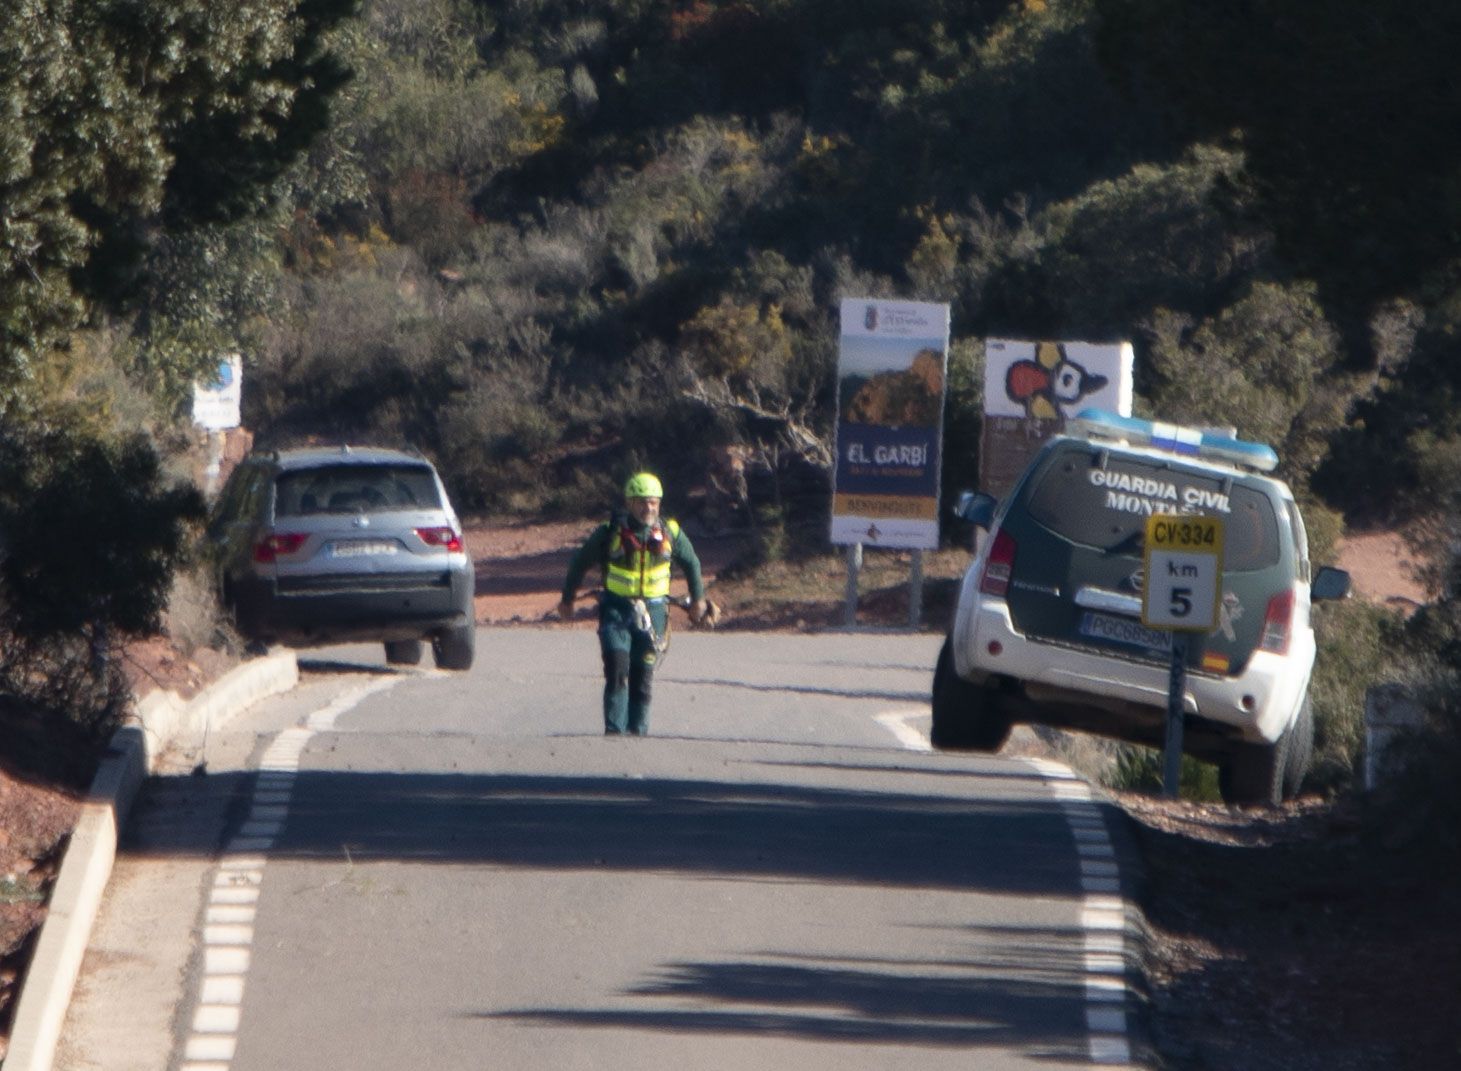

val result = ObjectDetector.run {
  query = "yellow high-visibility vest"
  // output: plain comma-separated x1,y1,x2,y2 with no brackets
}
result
605,518,680,598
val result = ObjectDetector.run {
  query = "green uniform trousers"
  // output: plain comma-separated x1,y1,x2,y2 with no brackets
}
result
598,593,669,735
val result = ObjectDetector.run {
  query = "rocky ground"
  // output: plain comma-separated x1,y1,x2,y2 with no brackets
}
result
1120,791,1459,1069
0,521,1454,1066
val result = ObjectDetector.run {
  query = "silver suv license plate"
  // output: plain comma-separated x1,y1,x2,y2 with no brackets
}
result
1079,611,1172,652
328,539,398,558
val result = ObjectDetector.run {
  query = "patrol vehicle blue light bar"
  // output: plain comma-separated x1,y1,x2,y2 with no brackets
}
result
1069,408,1280,473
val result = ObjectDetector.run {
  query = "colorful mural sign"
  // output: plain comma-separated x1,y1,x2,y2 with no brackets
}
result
979,339,1133,498
831,299,950,549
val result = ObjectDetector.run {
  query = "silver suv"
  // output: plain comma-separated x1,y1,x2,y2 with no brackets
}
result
207,445,476,669
935,410,1350,805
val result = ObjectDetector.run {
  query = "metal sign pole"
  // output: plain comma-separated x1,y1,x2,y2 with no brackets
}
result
203,429,226,497
1163,633,1188,798
908,550,923,628
843,542,863,626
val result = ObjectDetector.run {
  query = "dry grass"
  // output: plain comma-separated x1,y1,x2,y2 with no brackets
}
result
163,565,235,656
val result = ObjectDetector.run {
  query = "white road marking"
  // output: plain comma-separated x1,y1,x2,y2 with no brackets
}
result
177,675,403,1071
201,975,245,1005
1026,758,1138,1067
184,1035,235,1061
873,708,932,751
872,714,1141,1067
203,947,249,974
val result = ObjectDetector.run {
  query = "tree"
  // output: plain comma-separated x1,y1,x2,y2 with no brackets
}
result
1096,0,1461,318
0,427,204,641
0,0,358,415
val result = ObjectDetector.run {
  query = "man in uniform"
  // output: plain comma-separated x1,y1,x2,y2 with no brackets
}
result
559,473,708,736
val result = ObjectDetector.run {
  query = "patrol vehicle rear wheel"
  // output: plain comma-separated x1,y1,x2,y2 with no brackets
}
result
931,636,1011,751
1219,724,1292,806
1282,697,1314,798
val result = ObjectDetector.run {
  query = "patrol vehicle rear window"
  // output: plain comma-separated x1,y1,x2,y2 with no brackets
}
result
274,464,442,517
1023,447,1281,571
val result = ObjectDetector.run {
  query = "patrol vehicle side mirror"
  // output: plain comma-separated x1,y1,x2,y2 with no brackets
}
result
953,491,997,530
1311,566,1352,602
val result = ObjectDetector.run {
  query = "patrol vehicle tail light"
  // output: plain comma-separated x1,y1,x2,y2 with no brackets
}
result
1259,589,1295,654
415,526,463,552
980,530,1017,597
253,533,308,563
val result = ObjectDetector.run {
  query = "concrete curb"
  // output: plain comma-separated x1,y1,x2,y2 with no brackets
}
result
2,650,299,1071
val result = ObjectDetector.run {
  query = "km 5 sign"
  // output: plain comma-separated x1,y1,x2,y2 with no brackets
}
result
1142,514,1224,632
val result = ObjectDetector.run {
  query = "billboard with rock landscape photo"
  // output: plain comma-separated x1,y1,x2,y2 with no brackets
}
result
831,299,950,550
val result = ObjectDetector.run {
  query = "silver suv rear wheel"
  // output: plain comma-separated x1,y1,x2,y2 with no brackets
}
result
384,639,423,665
433,623,475,671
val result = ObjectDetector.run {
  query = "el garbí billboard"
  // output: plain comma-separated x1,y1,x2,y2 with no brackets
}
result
831,299,950,550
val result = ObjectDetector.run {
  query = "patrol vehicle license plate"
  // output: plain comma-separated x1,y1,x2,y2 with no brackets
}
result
328,539,398,558
1080,612,1172,653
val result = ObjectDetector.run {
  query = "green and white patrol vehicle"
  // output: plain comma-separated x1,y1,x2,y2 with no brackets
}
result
934,409,1351,805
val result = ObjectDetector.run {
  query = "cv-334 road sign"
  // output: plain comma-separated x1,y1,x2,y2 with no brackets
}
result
1141,513,1223,632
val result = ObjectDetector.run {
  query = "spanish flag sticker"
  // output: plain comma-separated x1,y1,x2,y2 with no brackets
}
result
1202,651,1231,673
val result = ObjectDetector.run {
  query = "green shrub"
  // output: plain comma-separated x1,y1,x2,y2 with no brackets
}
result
940,337,984,521
0,635,129,786
750,504,790,565
0,424,203,776
437,362,558,510
1003,146,1262,336
1299,495,1344,570
1142,280,1349,486
385,171,479,270
0,427,204,641
1366,681,1461,863
1106,745,1222,801
1307,597,1404,793
1363,545,1461,859
1313,320,1461,524
354,49,567,195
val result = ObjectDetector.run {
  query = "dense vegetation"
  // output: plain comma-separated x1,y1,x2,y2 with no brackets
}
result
0,0,352,762
3,0,1460,808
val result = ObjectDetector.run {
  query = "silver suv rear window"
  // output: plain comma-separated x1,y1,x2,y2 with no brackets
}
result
274,464,443,517
1024,446,1281,571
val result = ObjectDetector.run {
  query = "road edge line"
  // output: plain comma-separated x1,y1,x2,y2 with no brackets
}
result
1024,757,1155,1070
3,650,299,1071
176,674,402,1071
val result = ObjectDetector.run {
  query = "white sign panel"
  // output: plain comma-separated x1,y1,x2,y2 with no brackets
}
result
192,353,243,430
982,339,1132,420
830,299,950,550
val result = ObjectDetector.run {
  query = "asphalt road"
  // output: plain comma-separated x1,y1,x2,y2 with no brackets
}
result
57,627,1140,1070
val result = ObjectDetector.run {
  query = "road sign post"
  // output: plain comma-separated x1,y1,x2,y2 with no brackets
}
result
843,542,862,626
1162,634,1188,797
1142,514,1224,798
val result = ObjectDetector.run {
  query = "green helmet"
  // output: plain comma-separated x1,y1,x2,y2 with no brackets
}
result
624,472,663,499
